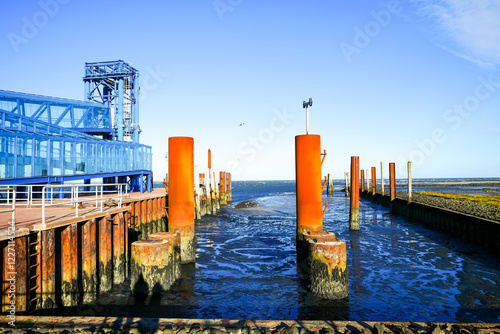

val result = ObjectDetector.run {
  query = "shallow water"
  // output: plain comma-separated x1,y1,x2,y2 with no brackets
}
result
70,181,500,322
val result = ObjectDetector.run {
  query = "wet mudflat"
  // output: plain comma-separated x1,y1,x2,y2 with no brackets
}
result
67,185,500,323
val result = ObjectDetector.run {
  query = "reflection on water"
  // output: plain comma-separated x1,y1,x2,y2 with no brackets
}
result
55,182,500,322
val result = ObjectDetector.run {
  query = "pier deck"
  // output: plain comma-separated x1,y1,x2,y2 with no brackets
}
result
0,188,166,233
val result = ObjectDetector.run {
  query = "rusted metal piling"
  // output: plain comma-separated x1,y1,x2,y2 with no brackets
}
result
99,215,113,293
295,134,324,237
168,136,195,264
61,224,78,307
82,218,97,303
41,229,55,309
390,162,396,202
349,156,360,230
226,172,232,201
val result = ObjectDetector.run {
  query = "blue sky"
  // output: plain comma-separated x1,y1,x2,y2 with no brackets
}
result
1,0,499,180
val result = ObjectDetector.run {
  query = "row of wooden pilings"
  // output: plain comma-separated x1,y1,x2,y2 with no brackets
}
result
345,158,500,252
347,158,400,230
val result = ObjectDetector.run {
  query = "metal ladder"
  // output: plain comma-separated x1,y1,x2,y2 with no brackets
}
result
28,231,41,311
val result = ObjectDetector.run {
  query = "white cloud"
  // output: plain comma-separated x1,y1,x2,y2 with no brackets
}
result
411,0,500,66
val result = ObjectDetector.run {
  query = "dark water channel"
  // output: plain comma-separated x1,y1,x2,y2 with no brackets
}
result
69,181,499,322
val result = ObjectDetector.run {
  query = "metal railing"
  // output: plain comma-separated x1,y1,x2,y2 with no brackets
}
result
0,187,16,223
40,183,127,225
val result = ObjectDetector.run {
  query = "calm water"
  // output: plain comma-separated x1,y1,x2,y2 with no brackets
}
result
75,179,500,322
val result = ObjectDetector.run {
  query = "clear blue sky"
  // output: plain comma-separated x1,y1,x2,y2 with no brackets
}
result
1,0,499,180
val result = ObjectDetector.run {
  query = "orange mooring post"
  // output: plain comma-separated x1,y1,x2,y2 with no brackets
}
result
295,134,323,238
371,167,376,195
208,149,211,170
168,137,195,263
389,162,396,201
349,156,360,230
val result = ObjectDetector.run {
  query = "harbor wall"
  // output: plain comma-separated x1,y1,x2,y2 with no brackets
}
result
360,191,500,253
0,188,231,314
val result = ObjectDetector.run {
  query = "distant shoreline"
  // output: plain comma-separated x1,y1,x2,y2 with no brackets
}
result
410,181,500,187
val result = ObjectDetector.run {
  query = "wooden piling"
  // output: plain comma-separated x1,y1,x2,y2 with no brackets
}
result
408,161,412,204
360,169,365,192
344,172,349,197
380,162,384,196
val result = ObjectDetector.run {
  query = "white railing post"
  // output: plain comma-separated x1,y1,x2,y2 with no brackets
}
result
42,187,46,225
100,185,104,212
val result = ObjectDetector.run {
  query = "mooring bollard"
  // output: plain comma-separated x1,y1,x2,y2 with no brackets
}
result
130,240,172,295
380,162,385,196
408,161,412,204
148,232,181,284
298,230,337,271
360,169,365,192
295,134,324,238
168,136,195,264
371,167,376,196
390,162,396,201
349,156,360,230
308,237,349,299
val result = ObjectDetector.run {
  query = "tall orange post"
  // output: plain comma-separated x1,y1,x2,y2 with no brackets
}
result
360,169,365,192
208,149,211,169
295,134,323,238
371,166,376,195
389,162,396,201
349,156,360,230
168,137,195,263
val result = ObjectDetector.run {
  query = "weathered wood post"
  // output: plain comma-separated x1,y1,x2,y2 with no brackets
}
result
380,162,385,196
344,172,349,197
408,161,412,204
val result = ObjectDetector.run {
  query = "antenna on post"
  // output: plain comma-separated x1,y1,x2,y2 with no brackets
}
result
303,98,313,134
